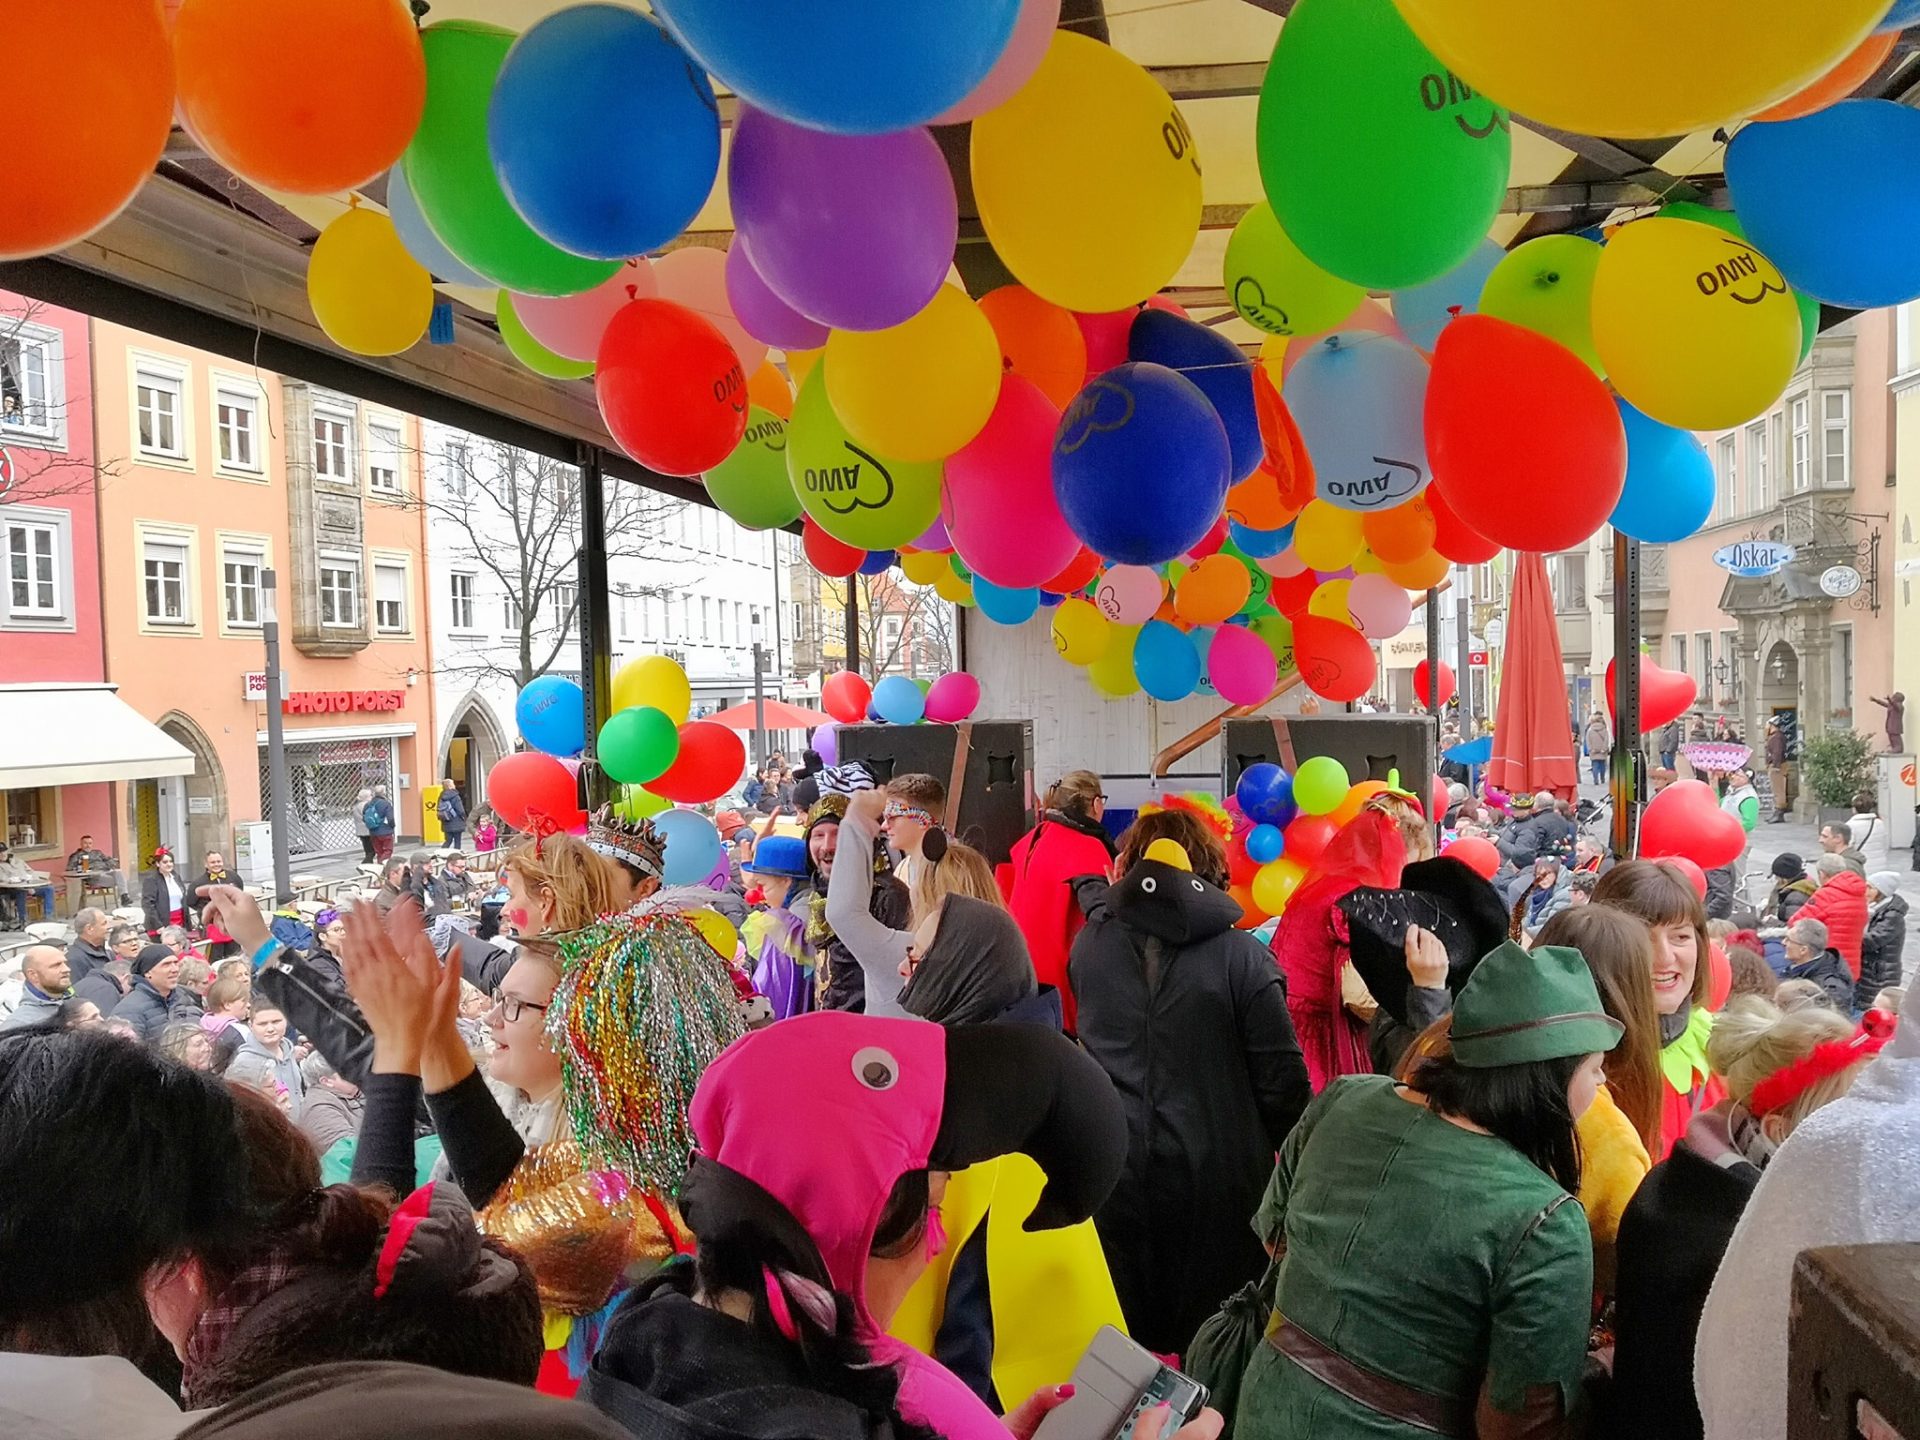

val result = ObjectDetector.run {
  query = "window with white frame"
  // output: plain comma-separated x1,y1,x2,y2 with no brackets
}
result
734,601,745,647
1833,624,1855,721
367,422,402,495
318,552,360,628
617,591,634,641
1697,632,1713,694
5,519,59,618
214,384,260,473
1903,302,1918,375
642,594,658,639
679,596,691,638
1720,629,1739,704
374,561,408,634
1714,435,1737,521
502,594,522,632
450,572,476,630
444,437,470,500
1791,396,1811,492
313,404,354,483
221,543,264,628
134,366,185,460
1,324,62,443
142,535,191,625
1545,552,1586,614
1822,391,1851,488
1746,421,1769,514
700,596,711,642
552,582,577,632
1672,633,1687,678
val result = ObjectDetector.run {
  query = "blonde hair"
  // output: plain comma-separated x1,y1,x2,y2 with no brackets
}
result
177,957,213,992
911,839,1003,927
1706,919,1737,942
1045,770,1104,819
1773,978,1834,1014
1364,791,1434,863
1708,995,1859,1131
504,834,624,935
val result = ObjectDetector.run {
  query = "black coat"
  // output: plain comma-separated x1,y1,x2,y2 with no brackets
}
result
65,937,111,986
73,967,131,1015
1494,809,1573,867
1859,894,1908,1010
111,977,198,1041
140,868,187,933
1068,863,1311,1355
1782,946,1855,1012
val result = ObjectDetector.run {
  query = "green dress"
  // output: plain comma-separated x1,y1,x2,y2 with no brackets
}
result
1239,1076,1592,1439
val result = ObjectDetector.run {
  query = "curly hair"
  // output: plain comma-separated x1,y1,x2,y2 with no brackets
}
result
1116,809,1230,888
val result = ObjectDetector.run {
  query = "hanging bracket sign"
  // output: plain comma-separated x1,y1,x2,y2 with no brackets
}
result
1713,540,1795,577
1819,565,1863,599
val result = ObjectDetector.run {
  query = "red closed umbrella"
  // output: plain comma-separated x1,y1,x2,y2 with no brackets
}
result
1488,551,1578,800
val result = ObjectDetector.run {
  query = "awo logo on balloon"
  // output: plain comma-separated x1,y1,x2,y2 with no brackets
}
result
1416,70,1508,141
1694,238,1789,306
803,444,896,515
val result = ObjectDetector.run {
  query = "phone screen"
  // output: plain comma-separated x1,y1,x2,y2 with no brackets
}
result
1117,1366,1208,1440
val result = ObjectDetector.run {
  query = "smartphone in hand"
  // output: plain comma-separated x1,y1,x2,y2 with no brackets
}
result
1033,1327,1209,1440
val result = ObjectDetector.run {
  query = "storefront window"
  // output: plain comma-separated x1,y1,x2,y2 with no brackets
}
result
2,786,53,852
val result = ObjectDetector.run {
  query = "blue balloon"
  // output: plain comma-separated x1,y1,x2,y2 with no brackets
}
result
872,675,927,725
1189,626,1219,698
1727,101,1920,309
1229,521,1295,558
1390,239,1504,351
1881,0,1920,30
858,549,898,576
1038,591,1064,608
490,7,721,261
516,676,586,757
1127,310,1262,481
1286,334,1431,513
974,578,1040,626
652,0,1021,134
1053,363,1232,567
1247,823,1286,865
655,808,723,886
1608,398,1714,543
1133,620,1200,702
386,166,488,287
1235,762,1295,826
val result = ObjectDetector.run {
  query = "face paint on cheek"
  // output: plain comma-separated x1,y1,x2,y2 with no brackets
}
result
507,906,529,930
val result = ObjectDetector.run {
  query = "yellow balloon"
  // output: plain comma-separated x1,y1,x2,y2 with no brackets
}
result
1391,0,1888,140
1051,597,1112,666
1291,501,1365,572
687,906,739,961
1252,857,1307,916
1591,217,1800,432
1088,624,1142,697
972,31,1202,312
308,207,432,357
825,288,1001,462
1351,548,1386,576
1307,579,1353,624
610,654,691,724
1258,334,1288,391
900,549,950,586
934,567,975,606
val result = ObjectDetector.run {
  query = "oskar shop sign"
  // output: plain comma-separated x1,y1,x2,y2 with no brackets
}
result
1712,540,1794,578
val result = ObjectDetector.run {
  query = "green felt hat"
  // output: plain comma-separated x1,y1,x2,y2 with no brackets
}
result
1450,941,1624,1068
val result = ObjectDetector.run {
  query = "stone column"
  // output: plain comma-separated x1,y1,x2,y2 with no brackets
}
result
1738,618,1764,750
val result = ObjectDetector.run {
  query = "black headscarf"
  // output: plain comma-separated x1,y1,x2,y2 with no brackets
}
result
898,895,1036,1026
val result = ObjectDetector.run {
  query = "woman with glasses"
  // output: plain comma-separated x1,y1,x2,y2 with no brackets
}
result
1005,770,1116,1034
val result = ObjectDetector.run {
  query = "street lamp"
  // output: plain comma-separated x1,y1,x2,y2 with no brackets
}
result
750,608,767,771
260,567,292,905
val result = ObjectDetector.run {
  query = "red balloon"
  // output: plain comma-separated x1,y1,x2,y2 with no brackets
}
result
1426,484,1500,564
1292,615,1375,703
1227,835,1259,886
1605,653,1699,734
1444,834,1500,880
486,751,580,832
1705,939,1732,1012
1270,570,1318,618
821,670,873,724
1143,294,1190,319
1657,855,1709,900
1428,773,1450,823
1042,546,1102,595
1282,813,1339,869
1188,515,1230,560
597,298,747,477
803,517,866,578
651,721,747,804
1427,316,1626,553
1412,658,1457,710
1075,308,1133,383
1640,781,1746,869
943,375,1079,588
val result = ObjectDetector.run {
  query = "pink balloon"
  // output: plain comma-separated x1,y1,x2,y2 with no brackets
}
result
925,671,982,723
516,259,656,362
655,246,768,374
944,376,1080,588
1075,309,1133,383
1209,624,1279,706
725,236,829,351
1092,565,1164,626
1143,294,1191,319
932,0,1062,123
1280,298,1403,380
1259,546,1309,578
1347,572,1413,639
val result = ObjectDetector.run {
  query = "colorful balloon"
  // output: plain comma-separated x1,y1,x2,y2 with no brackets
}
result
655,246,768,376
1133,620,1202,702
978,286,1088,410
826,287,1001,462
611,655,692,723
384,164,489,287
597,706,680,785
725,238,830,352
933,0,1060,123
1087,625,1143,698
1092,566,1167,627
1347,572,1413,639
873,675,927,725
655,808,723,887
514,260,655,362
1247,824,1286,865
1752,31,1898,123
1210,624,1281,706
1076,310,1135,383
1426,485,1501,564
1285,333,1432,512
803,517,867,578
1129,310,1262,481
1307,579,1353,624
1609,399,1714,544
747,361,795,420
787,366,942,550
1390,239,1503,351
1237,763,1296,826
945,377,1081,589
487,751,582,832
308,209,434,358
1292,616,1376,703
1477,235,1605,376
597,298,747,476
974,578,1041,626
822,670,873,724
1175,555,1254,627
705,407,801,531
652,721,747,805
1292,754,1352,816
1252,857,1308,915
1658,201,1817,366
925,672,982,724
517,675,587,757
1291,501,1366,572
1223,202,1365,338
1413,658,1457,709
1362,500,1437,565
497,291,595,380
1445,834,1499,879
1052,598,1112,665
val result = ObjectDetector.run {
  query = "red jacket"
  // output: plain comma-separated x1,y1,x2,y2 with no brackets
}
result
1003,812,1116,1033
1798,869,1870,979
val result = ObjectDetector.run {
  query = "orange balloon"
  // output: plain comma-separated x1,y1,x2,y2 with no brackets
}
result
1752,29,1897,122
1382,548,1450,590
1328,780,1391,829
1229,879,1267,929
1175,554,1253,626
747,361,795,419
979,285,1088,409
1363,498,1438,565
1227,465,1291,531
5,0,174,261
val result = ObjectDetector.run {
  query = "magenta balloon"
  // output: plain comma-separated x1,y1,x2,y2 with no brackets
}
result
1209,624,1279,706
924,671,982,724
725,236,830,351
945,376,1081,589
728,107,957,332
913,515,952,552
932,0,1061,124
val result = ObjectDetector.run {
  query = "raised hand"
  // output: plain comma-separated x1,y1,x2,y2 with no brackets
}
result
1404,923,1450,990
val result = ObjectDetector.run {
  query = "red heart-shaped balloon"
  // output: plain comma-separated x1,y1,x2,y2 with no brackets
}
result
1640,779,1745,869
1606,653,1698,734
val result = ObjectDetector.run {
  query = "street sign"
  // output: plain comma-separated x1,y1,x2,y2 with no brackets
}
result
1820,564,1863,599
243,670,268,700
0,447,13,500
1469,650,1490,667
1713,540,1795,577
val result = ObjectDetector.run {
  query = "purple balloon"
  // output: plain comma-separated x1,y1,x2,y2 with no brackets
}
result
811,721,839,767
726,236,830,351
912,515,952,552
728,107,957,333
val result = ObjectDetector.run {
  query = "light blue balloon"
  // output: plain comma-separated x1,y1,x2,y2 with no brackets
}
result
655,808,723,886
1229,521,1295,558
973,578,1040,626
1247,823,1285,864
1134,619,1200,702
386,165,488,287
1287,333,1431,514
1189,626,1220,698
515,675,586,757
1727,101,1920,309
1608,398,1713,544
1390,239,1504,351
872,675,926,725
1881,0,1920,30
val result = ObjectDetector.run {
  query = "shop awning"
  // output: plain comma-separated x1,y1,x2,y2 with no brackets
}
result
0,684,195,788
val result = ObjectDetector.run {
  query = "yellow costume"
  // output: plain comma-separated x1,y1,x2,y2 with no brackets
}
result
1576,1083,1651,1296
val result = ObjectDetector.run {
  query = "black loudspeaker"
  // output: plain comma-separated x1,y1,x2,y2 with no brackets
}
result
1222,714,1437,813
836,721,1035,867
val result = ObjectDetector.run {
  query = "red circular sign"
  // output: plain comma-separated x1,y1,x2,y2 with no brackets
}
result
0,448,14,500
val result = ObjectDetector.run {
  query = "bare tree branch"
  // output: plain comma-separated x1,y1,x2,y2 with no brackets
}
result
0,297,122,510
816,571,953,682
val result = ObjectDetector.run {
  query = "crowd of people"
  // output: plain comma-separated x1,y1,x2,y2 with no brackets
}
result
2,741,1914,1440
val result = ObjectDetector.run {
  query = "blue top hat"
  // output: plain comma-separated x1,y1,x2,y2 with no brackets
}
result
744,834,810,880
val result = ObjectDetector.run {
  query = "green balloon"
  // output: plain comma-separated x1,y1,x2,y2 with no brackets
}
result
786,365,941,551
1478,235,1606,377
405,22,620,298
705,406,801,530
616,785,671,821
1257,0,1510,290
1223,202,1365,337
1659,200,1818,364
598,707,680,785
1292,753,1351,815
496,291,595,380
1249,610,1296,678
913,677,933,695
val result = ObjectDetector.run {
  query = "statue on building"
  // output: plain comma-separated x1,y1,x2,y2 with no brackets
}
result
1871,692,1905,753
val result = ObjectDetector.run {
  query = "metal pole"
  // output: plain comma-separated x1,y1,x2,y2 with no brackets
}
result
1610,537,1643,857
844,577,863,678
1455,563,1472,723
260,567,292,905
576,445,613,813
1425,587,1442,842
751,631,768,772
